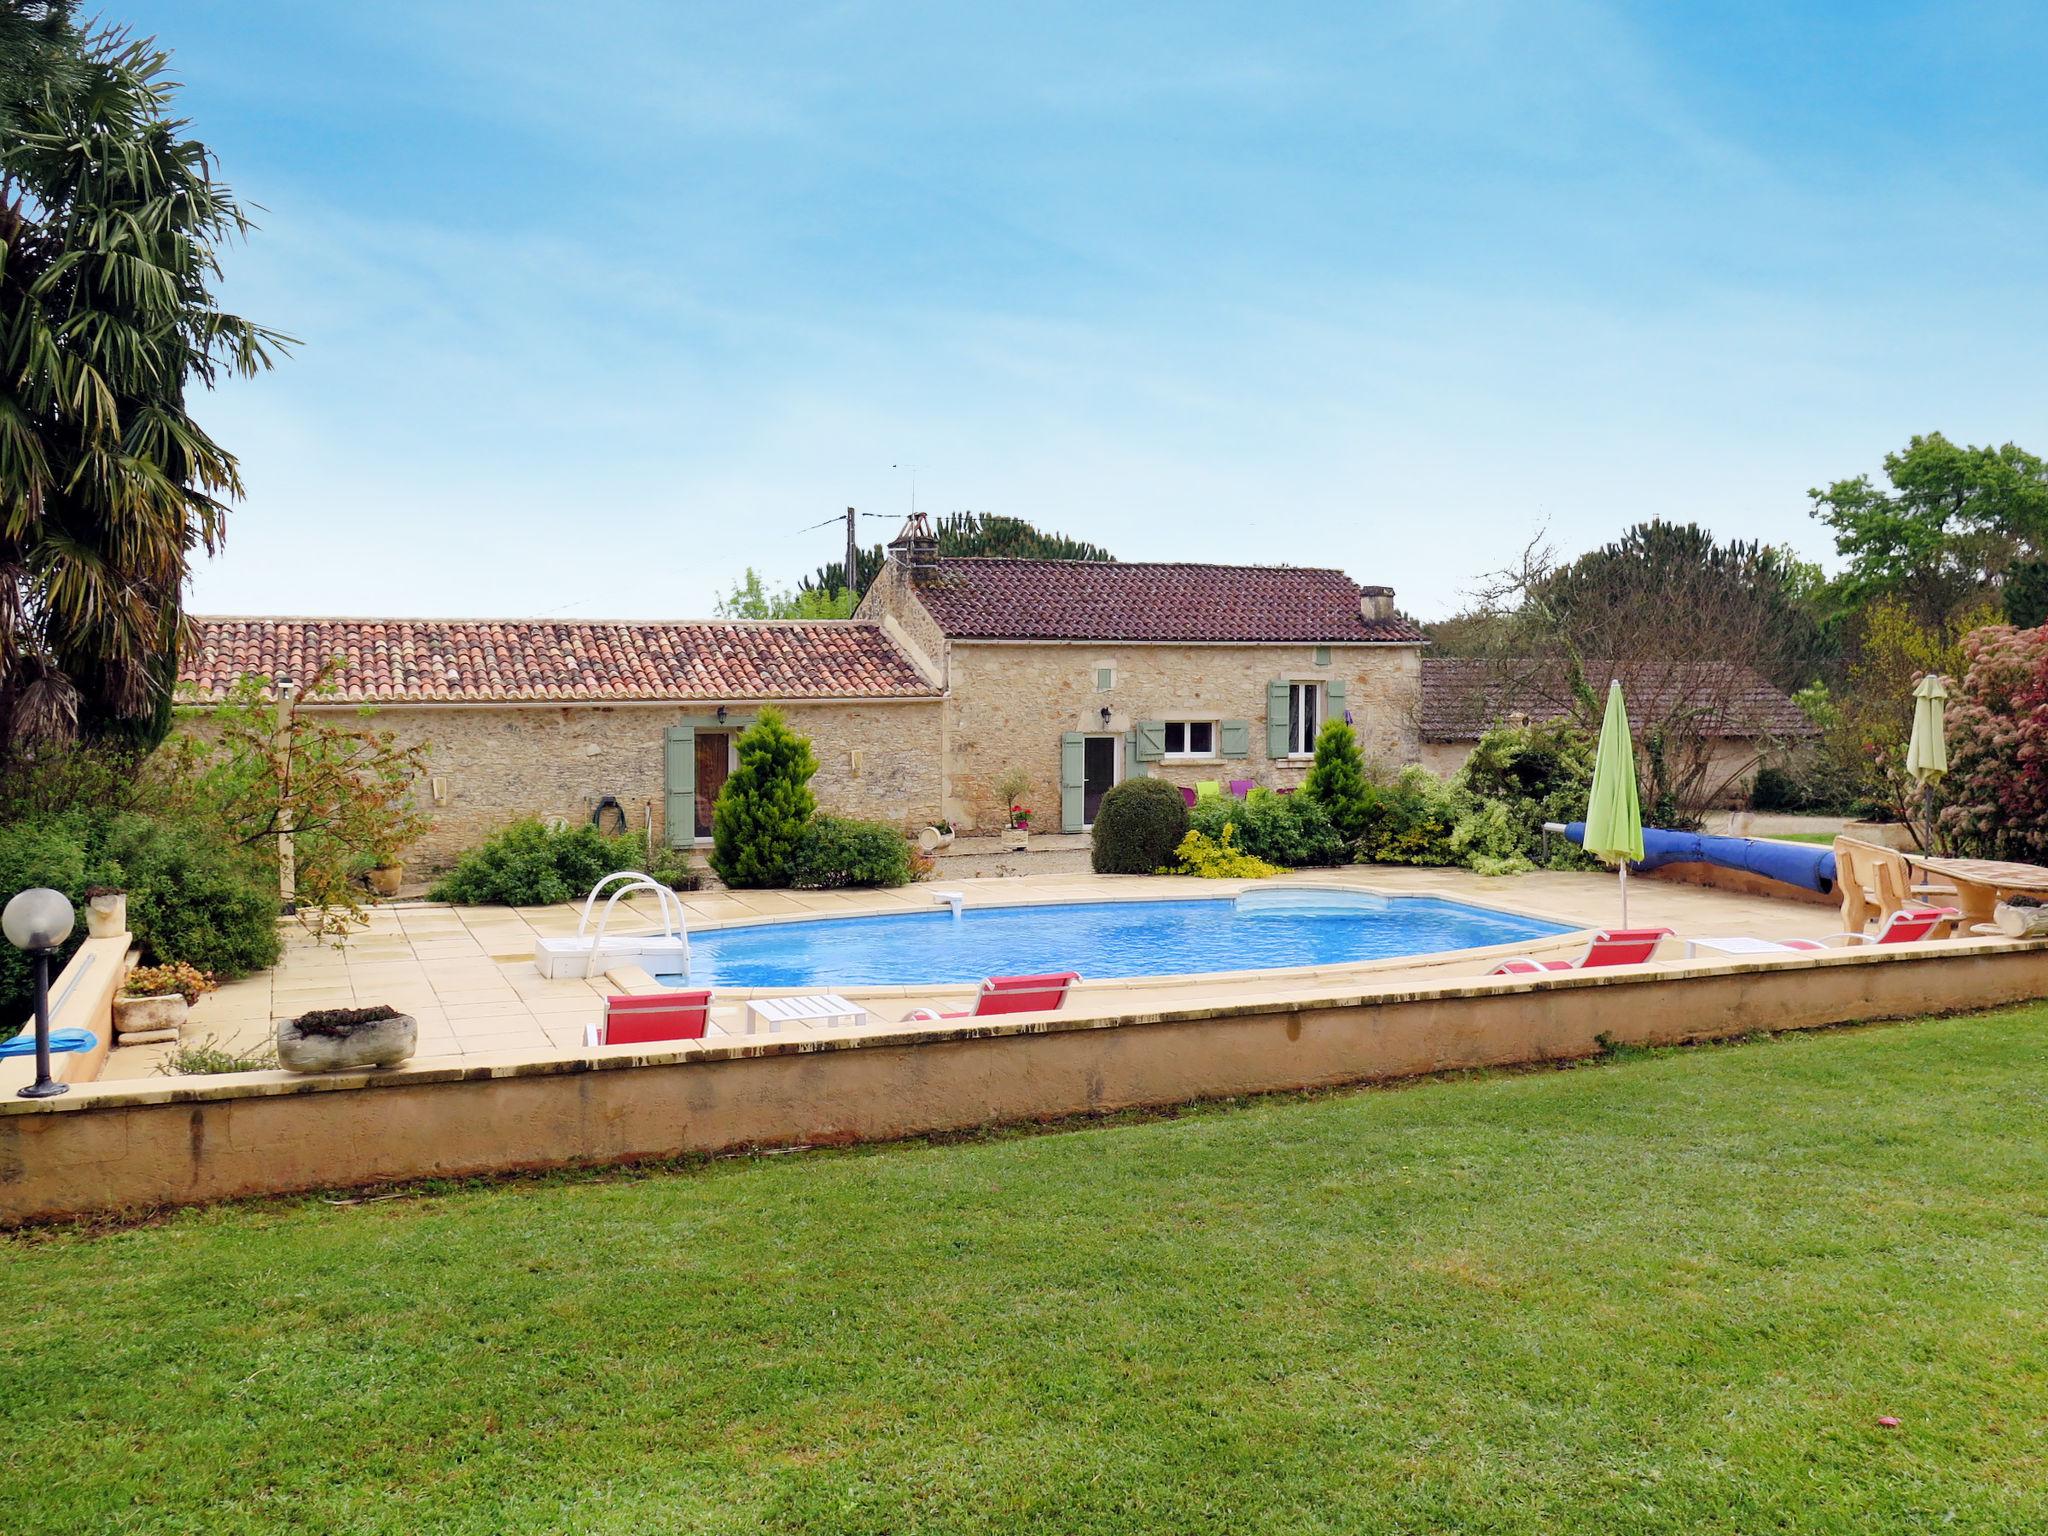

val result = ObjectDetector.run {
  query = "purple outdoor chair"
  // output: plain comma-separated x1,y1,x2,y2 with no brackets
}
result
1179,786,1198,807
1228,779,1255,799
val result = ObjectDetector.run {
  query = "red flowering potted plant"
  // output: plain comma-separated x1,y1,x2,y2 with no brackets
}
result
994,769,1032,851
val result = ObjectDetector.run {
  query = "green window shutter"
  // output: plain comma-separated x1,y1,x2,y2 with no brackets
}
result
1314,645,1331,667
1060,732,1087,832
1219,720,1250,758
1266,681,1291,757
1326,678,1348,726
1134,719,1166,762
663,725,696,847
1122,729,1144,778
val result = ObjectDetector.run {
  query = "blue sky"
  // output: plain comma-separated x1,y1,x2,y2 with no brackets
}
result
138,0,2048,621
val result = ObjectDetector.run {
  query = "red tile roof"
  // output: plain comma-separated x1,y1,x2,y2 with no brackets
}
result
180,618,941,704
1421,658,1816,741
905,558,1424,643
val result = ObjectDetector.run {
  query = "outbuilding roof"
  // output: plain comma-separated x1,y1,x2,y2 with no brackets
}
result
179,618,941,704
1420,658,1816,741
903,558,1424,643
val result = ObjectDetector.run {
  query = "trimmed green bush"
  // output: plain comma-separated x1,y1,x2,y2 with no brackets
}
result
1301,719,1377,841
1090,778,1190,874
429,819,692,906
1357,767,1467,866
1451,723,1599,872
711,708,819,888
102,815,282,978
788,816,915,889
1187,789,1347,867
0,806,281,1021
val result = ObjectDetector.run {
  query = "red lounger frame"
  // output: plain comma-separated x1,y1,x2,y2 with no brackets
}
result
596,989,712,1044
1488,927,1673,976
907,972,1079,1023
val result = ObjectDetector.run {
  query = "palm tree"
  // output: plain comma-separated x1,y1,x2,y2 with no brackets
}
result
1,10,288,747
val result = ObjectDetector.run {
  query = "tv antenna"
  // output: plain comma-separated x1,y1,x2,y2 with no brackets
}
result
892,462,921,518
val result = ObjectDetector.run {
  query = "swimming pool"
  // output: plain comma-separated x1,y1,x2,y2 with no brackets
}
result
657,889,1573,990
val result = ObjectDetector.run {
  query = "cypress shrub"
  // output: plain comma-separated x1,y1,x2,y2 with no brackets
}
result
1090,778,1189,874
1301,719,1376,842
710,708,819,888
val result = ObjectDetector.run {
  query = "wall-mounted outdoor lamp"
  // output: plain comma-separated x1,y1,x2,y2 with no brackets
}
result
4,887,76,1099
716,705,728,724
1099,706,1112,726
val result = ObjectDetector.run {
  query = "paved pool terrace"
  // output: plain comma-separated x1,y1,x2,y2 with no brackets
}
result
105,867,1847,1081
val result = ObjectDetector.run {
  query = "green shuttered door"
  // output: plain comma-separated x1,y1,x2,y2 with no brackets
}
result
663,725,696,847
1060,732,1087,832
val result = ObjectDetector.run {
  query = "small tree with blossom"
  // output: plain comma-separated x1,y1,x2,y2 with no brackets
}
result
1938,624,2048,861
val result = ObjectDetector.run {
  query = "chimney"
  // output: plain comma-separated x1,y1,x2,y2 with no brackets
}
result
889,511,939,582
1358,584,1395,623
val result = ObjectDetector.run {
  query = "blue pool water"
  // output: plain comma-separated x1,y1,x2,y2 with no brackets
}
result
659,890,1571,990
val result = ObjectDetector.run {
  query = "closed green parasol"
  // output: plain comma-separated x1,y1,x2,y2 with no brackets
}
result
1584,680,1645,924
1905,672,1949,851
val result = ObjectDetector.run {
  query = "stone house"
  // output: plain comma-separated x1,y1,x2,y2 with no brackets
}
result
179,618,946,870
178,526,1426,867
855,518,1426,832
1418,657,1815,805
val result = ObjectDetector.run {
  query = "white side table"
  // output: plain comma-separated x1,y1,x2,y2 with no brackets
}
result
744,993,868,1034
1683,936,1803,958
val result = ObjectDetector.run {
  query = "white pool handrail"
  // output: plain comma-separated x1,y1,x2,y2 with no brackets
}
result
577,871,685,938
577,871,690,972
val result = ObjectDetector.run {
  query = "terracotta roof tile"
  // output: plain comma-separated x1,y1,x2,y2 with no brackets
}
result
1421,658,1816,741
179,618,940,704
907,558,1424,643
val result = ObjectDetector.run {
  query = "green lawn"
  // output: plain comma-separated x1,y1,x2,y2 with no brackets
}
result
8,1010,2048,1533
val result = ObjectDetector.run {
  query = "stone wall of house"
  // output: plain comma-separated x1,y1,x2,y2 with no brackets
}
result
856,560,950,685
262,700,945,871
943,642,1423,831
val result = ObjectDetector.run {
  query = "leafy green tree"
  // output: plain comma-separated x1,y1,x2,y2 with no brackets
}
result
1810,433,2048,629
1301,719,1376,842
710,708,818,888
1816,594,1992,839
807,512,1116,600
714,568,856,619
1,12,287,749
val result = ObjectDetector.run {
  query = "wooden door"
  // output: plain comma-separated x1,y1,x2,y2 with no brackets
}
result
694,733,730,838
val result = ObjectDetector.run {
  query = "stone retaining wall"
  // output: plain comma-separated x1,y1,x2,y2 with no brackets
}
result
4,940,2041,1225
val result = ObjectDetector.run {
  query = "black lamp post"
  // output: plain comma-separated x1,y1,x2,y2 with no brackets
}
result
5,887,77,1100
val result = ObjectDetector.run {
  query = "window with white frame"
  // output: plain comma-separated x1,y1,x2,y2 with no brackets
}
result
1161,720,1217,758
1285,682,1322,756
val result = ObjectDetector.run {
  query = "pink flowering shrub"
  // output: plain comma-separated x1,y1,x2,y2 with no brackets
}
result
1939,624,2048,860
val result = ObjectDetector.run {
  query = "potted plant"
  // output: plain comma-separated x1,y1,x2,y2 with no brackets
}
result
1003,803,1033,852
994,769,1032,850
83,885,128,939
115,962,214,1041
363,836,407,898
277,1005,419,1072
917,818,956,853
1994,894,2048,938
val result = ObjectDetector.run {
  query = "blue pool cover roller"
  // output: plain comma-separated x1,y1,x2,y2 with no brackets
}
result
1560,823,1836,895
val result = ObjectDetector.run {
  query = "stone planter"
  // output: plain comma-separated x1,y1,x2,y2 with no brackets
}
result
85,890,128,939
114,992,187,1043
1002,829,1030,852
1994,902,2048,939
366,863,405,897
917,826,956,853
277,1010,418,1073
